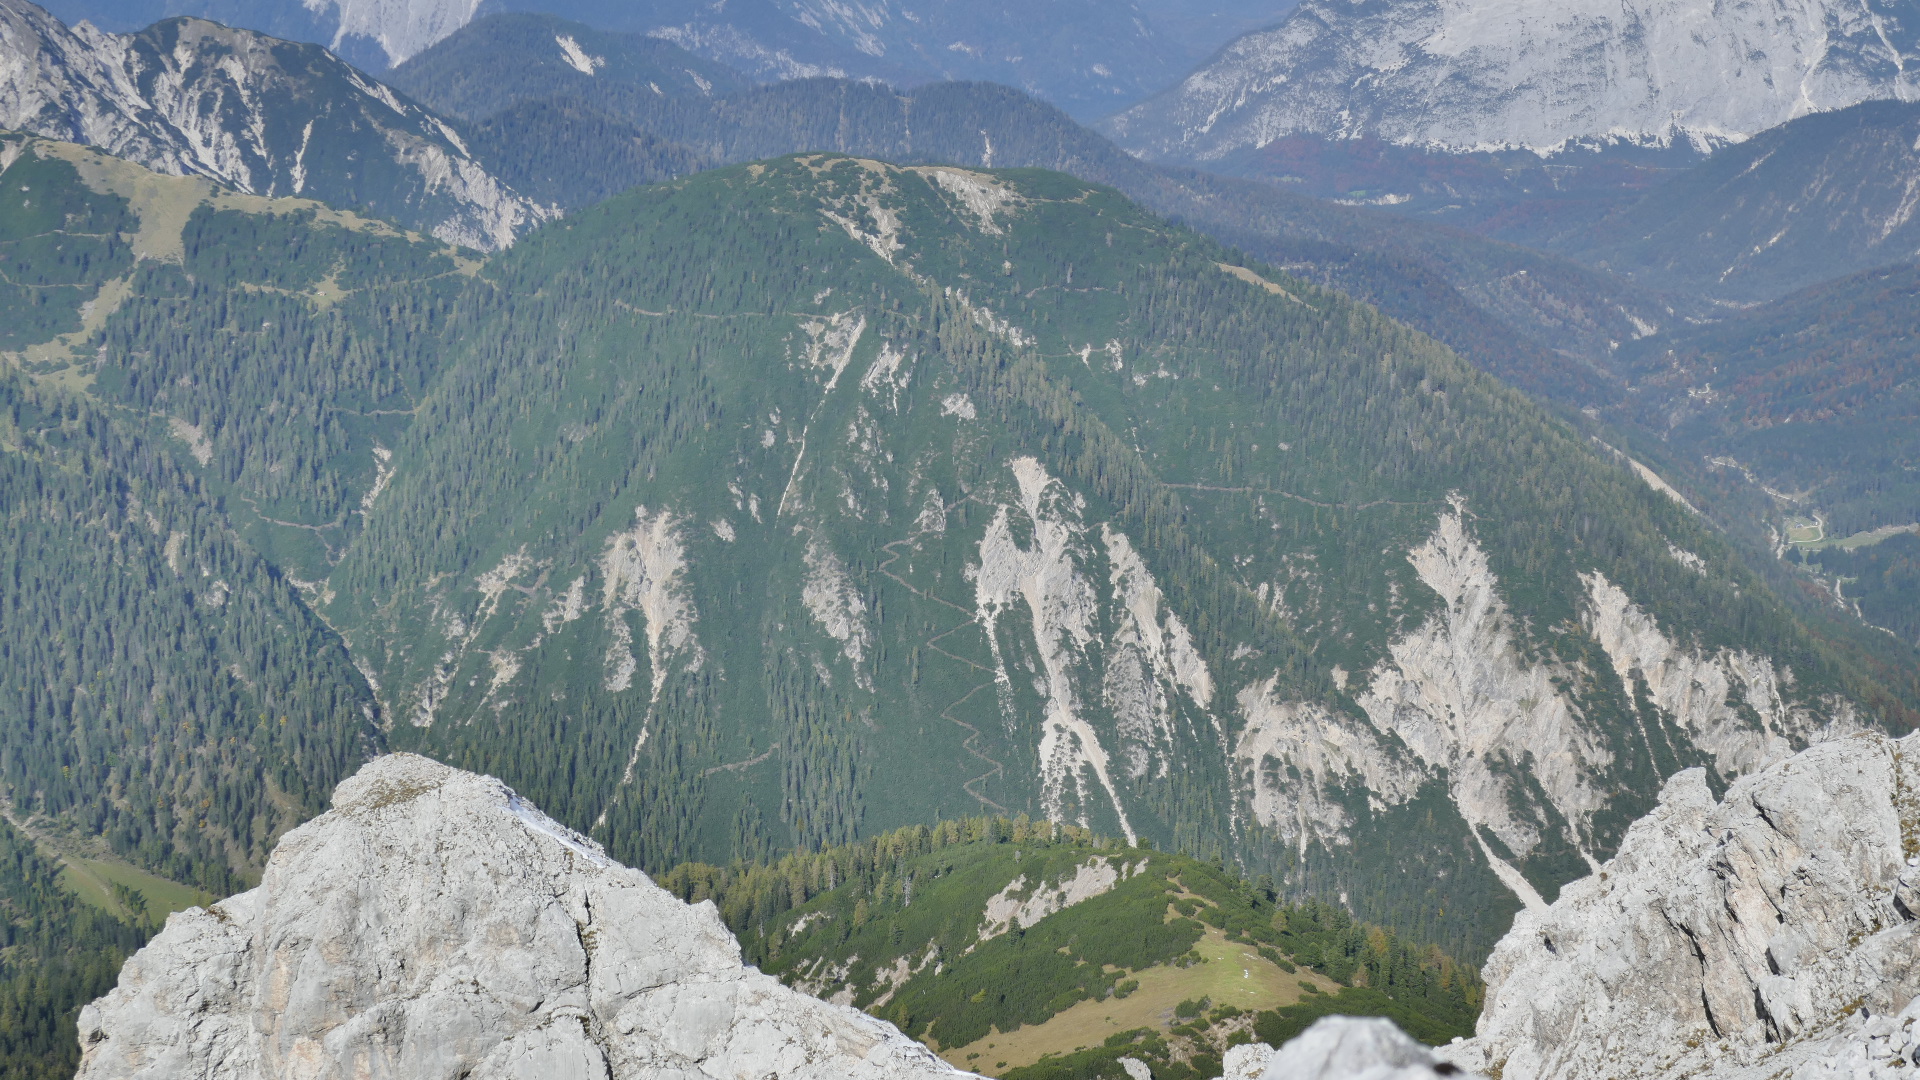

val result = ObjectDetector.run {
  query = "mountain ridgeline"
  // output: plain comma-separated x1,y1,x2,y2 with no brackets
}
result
293,156,1886,962
1,134,1902,972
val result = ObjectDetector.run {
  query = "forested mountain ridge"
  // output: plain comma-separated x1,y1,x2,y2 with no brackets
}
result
31,0,1262,118
383,12,750,122
1,118,1912,1022
383,61,1678,404
1556,100,1920,303
277,155,1889,963
0,0,550,249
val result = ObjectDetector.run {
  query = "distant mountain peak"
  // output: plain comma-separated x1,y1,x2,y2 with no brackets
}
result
303,0,483,67
1106,0,1920,160
0,0,550,248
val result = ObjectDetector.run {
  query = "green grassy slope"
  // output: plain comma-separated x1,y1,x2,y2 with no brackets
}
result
662,819,1481,1079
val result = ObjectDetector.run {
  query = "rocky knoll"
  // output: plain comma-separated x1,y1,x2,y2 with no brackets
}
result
1442,729,1920,1080
73,753,967,1080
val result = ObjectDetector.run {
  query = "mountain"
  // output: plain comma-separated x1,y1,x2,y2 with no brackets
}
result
661,817,1480,1076
384,12,751,122
1562,100,1920,302
302,155,1895,963
1610,261,1920,544
0,0,548,249
73,753,962,1080
1440,727,1920,1080
390,68,1676,402
1103,0,1920,162
29,0,485,71
34,0,1229,119
5,122,1911,995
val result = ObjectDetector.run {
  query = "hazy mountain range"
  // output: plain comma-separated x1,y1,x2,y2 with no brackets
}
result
4,0,1920,1076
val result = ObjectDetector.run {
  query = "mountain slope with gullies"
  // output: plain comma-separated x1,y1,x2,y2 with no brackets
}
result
1,127,1910,971
286,155,1897,961
0,0,549,249
74,753,965,1080
1561,99,1920,302
1103,0,1920,162
382,64,1677,403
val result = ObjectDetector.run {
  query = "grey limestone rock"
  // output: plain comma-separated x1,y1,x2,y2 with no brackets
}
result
73,753,971,1080
1226,1016,1481,1080
1440,730,1920,1080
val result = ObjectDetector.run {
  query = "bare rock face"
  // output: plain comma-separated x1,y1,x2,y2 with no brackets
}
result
74,753,968,1080
1441,730,1920,1080
1225,1016,1480,1080
1104,0,1920,160
0,0,549,249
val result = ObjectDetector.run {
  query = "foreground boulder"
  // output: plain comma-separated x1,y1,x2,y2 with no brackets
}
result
75,754,967,1080
1440,729,1920,1080
1224,1016,1478,1079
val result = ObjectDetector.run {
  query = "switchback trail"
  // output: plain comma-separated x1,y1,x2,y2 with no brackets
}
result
875,510,1009,814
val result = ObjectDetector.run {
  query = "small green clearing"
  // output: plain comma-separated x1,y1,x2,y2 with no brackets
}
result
58,855,214,927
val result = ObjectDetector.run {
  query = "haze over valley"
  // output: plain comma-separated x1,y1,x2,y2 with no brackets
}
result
2,0,1918,1077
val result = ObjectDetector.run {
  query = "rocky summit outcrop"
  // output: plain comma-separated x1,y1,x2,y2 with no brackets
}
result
1224,1016,1479,1080
73,753,967,1080
1440,729,1920,1080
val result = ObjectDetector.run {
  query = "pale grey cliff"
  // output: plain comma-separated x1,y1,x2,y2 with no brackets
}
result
1440,729,1920,1080
0,0,549,248
73,753,968,1080
1106,0,1920,159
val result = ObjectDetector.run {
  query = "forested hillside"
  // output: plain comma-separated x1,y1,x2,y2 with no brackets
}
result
303,156,1890,963
379,55,1676,405
1,128,1914,1068
662,818,1481,1077
384,13,749,122
0,134,465,1069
